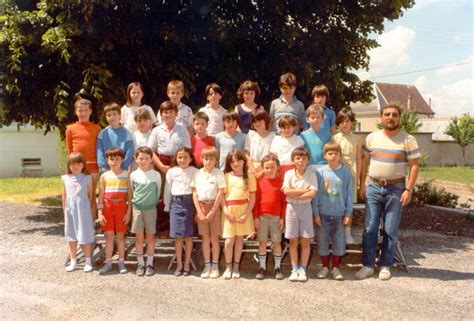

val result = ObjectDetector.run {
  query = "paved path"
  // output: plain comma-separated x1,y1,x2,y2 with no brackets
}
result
0,202,473,320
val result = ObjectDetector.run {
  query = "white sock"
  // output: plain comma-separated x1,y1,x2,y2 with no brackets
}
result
137,254,145,266
147,255,154,266
258,253,267,270
204,261,211,269
69,258,77,265
274,254,282,269
85,258,91,266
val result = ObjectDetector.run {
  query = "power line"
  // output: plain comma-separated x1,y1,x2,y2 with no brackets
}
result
370,61,474,79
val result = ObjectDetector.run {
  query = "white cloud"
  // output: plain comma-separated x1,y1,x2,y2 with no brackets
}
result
368,26,416,77
413,76,427,92
436,55,474,76
426,78,474,116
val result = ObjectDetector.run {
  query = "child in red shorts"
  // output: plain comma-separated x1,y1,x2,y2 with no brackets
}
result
97,147,131,275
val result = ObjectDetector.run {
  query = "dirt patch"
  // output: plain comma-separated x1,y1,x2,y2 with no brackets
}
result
351,205,474,237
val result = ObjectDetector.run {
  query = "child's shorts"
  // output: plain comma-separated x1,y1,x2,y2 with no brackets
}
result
170,194,195,238
318,214,345,256
257,215,282,242
197,201,221,237
284,203,314,239
131,208,157,234
102,200,128,233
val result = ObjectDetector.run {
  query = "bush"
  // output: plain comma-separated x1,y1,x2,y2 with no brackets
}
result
413,180,459,208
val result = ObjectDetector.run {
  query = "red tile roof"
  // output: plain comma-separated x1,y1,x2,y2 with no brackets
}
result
376,82,435,115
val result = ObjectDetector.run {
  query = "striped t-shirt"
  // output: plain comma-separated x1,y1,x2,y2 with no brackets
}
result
364,130,420,180
103,170,129,201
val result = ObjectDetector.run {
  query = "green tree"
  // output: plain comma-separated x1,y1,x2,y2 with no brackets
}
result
1,0,414,134
444,115,474,166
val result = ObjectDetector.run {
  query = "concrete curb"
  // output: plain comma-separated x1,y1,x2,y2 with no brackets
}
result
426,205,474,216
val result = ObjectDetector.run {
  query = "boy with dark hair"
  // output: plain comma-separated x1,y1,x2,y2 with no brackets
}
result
269,73,305,134
96,102,134,172
215,111,246,169
191,111,216,168
199,83,227,136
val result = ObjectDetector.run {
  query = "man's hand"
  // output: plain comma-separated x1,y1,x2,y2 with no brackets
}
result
400,190,412,206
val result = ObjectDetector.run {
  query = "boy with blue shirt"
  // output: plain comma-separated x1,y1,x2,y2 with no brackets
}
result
300,104,332,171
302,85,336,135
215,111,246,169
312,142,353,281
97,102,134,171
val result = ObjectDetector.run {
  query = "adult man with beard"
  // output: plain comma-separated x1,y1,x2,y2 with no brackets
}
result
356,104,420,281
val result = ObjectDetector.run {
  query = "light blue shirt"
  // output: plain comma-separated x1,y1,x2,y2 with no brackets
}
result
97,126,134,170
312,165,353,217
302,105,336,135
269,95,305,134
300,128,332,165
215,131,246,169
147,123,191,156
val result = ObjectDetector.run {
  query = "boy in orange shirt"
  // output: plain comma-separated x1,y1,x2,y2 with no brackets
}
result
65,98,101,216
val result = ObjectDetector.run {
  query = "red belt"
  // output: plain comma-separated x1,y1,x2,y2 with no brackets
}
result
225,199,248,206
157,154,172,166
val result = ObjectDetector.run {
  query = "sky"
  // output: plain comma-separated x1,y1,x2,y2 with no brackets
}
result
357,0,473,117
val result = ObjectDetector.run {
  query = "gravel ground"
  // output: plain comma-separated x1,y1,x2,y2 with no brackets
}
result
0,202,473,320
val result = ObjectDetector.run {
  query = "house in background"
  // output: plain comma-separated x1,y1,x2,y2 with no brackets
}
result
0,123,61,178
351,82,435,132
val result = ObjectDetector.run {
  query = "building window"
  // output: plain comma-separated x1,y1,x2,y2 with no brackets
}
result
22,158,42,167
354,122,361,132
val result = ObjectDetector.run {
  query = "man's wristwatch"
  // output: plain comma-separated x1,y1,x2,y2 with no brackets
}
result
405,188,413,193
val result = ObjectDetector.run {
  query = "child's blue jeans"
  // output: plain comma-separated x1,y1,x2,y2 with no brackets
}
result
318,214,346,256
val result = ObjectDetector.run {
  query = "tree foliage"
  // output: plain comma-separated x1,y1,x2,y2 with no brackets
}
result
377,109,422,134
1,0,414,134
444,115,474,166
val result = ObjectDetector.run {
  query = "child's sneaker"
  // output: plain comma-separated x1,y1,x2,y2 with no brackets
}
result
331,267,344,280
274,268,284,280
118,262,128,274
136,264,146,277
355,266,375,280
209,265,220,279
289,269,299,282
201,266,211,279
65,262,77,272
378,266,391,281
223,267,232,280
145,265,155,277
232,268,241,279
297,268,308,282
317,267,329,279
256,268,266,280
99,264,113,275
83,263,93,273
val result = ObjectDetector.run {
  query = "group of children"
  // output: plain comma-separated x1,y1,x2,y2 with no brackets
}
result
62,73,363,281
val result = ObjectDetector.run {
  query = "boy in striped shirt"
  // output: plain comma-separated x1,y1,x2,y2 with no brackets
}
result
97,147,132,275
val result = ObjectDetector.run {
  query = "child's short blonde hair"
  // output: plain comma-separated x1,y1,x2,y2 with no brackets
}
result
305,104,324,118
103,102,121,115
323,141,342,154
167,80,185,93
74,98,92,111
201,146,219,161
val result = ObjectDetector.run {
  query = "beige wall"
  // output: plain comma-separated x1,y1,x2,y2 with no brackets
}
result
355,132,474,166
0,125,61,178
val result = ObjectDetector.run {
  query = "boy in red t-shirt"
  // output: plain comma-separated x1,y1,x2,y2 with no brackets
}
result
253,153,286,280
191,111,215,168
65,98,101,216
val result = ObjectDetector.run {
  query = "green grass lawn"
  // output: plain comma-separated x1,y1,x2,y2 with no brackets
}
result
420,166,474,185
0,176,62,206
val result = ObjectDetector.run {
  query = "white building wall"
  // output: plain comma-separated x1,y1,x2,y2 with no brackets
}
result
0,123,61,178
